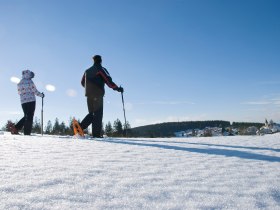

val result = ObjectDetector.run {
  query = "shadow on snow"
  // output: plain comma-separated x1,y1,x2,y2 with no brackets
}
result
122,139,280,153
102,138,280,163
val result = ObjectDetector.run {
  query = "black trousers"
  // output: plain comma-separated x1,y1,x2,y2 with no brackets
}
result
80,96,103,137
15,101,36,135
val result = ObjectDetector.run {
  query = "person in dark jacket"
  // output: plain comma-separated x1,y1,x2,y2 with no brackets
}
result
79,55,123,138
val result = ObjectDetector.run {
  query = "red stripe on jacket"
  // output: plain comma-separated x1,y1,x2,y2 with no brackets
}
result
97,70,118,89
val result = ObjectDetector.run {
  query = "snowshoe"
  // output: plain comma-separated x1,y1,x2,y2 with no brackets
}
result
72,118,85,138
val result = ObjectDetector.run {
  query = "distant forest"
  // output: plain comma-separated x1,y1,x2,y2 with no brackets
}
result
2,117,131,137
129,120,264,137
2,118,264,138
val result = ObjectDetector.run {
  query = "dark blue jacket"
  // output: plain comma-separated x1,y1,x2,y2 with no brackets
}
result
81,64,118,97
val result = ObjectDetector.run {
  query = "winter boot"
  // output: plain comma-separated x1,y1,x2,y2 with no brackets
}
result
8,122,19,135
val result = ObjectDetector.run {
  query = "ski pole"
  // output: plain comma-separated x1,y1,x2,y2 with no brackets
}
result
121,87,127,137
41,96,44,136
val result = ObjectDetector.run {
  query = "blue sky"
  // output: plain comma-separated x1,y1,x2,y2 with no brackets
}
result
0,0,280,128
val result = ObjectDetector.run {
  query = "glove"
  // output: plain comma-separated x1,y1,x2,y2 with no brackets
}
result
116,86,124,93
41,92,45,98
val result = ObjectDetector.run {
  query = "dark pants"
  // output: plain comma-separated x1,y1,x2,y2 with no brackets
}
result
15,101,36,135
80,97,103,137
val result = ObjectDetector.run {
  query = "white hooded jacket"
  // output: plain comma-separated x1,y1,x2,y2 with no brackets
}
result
17,70,43,104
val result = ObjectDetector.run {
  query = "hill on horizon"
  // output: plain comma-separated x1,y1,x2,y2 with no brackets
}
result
130,120,264,137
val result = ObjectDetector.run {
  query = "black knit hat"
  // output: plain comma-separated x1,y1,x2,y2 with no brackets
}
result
93,55,102,64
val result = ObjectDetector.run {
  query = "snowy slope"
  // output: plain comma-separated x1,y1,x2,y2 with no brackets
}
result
0,133,280,210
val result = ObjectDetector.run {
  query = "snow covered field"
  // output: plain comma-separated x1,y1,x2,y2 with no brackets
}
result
0,133,280,210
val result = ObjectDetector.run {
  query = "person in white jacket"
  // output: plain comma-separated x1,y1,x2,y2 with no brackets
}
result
11,70,44,135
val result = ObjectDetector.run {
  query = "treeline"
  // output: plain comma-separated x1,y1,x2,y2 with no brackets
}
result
231,122,263,129
130,120,230,137
2,119,264,138
3,117,131,137
130,120,264,137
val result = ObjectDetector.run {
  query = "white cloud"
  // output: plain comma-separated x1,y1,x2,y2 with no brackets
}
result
66,89,77,97
273,101,280,106
45,84,56,92
10,76,20,84
241,101,271,105
0,111,21,116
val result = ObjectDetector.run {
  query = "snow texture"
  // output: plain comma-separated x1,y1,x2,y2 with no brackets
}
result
0,133,280,209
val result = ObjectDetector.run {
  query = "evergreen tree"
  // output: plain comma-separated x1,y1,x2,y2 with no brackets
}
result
66,117,74,135
5,120,13,132
45,120,52,134
105,121,113,137
60,121,67,135
123,121,131,130
52,118,60,134
113,119,123,136
123,121,131,137
69,117,74,129
32,117,41,134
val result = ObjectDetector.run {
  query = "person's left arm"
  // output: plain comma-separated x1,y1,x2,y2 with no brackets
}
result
30,80,44,97
97,68,119,89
